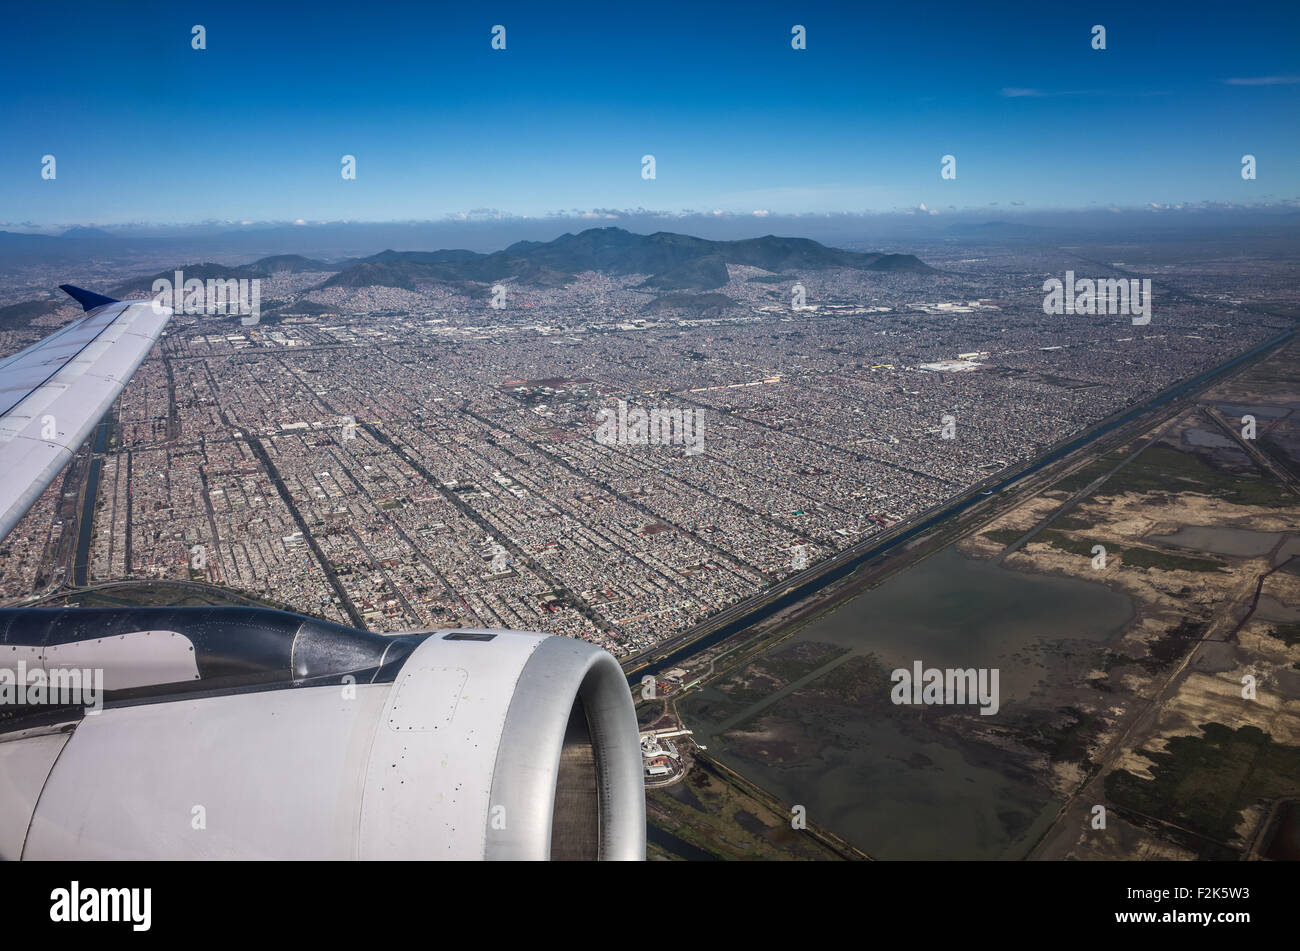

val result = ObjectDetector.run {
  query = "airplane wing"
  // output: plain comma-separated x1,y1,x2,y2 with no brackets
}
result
0,287,645,861
0,286,171,540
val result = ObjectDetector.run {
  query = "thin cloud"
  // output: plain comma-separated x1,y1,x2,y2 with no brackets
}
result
1001,87,1127,98
1225,75,1300,85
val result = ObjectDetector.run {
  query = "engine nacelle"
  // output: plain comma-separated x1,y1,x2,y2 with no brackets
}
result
0,607,644,860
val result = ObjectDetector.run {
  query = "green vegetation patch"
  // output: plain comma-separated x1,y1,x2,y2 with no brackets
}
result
981,528,1024,545
1051,450,1127,494
1118,547,1227,572
1038,530,1097,557
756,641,850,687
1036,530,1226,572
1098,446,1293,507
1266,621,1300,648
717,669,783,706
1023,706,1102,764
646,761,848,860
1105,722,1300,858
1144,617,1208,671
1260,434,1300,480
1099,649,1141,671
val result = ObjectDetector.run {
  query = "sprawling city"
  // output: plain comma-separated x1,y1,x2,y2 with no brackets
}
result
0,229,1294,661
1,0,1296,932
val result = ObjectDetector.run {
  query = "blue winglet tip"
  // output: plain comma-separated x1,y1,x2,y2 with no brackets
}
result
59,284,119,312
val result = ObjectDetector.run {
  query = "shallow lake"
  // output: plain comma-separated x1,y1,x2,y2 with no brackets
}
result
687,547,1134,859
1149,525,1284,558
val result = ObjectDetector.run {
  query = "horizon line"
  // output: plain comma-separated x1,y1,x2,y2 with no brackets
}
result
7,201,1300,234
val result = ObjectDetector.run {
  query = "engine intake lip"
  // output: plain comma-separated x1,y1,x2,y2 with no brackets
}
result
485,637,645,861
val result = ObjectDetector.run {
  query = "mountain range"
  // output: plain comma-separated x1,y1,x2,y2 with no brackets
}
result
0,228,936,330
320,227,935,292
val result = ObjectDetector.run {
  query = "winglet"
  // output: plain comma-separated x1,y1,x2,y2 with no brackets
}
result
59,284,120,312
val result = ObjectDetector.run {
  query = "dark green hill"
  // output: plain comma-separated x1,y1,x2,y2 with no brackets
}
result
639,255,731,290
248,254,337,273
319,227,935,292
111,263,264,298
0,298,64,331
643,292,737,315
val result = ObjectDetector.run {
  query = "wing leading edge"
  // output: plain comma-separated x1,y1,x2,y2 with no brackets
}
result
0,288,172,541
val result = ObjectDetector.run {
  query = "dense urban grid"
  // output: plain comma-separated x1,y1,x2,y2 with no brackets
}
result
0,237,1293,657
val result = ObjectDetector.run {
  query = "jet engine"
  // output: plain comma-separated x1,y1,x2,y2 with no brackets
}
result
0,607,644,860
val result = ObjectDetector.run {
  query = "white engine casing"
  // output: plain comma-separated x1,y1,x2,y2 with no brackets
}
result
1,622,644,861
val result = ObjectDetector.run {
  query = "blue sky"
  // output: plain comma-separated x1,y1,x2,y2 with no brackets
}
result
2,0,1298,226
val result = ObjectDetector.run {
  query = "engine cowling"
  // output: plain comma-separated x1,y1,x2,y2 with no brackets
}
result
0,607,644,860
